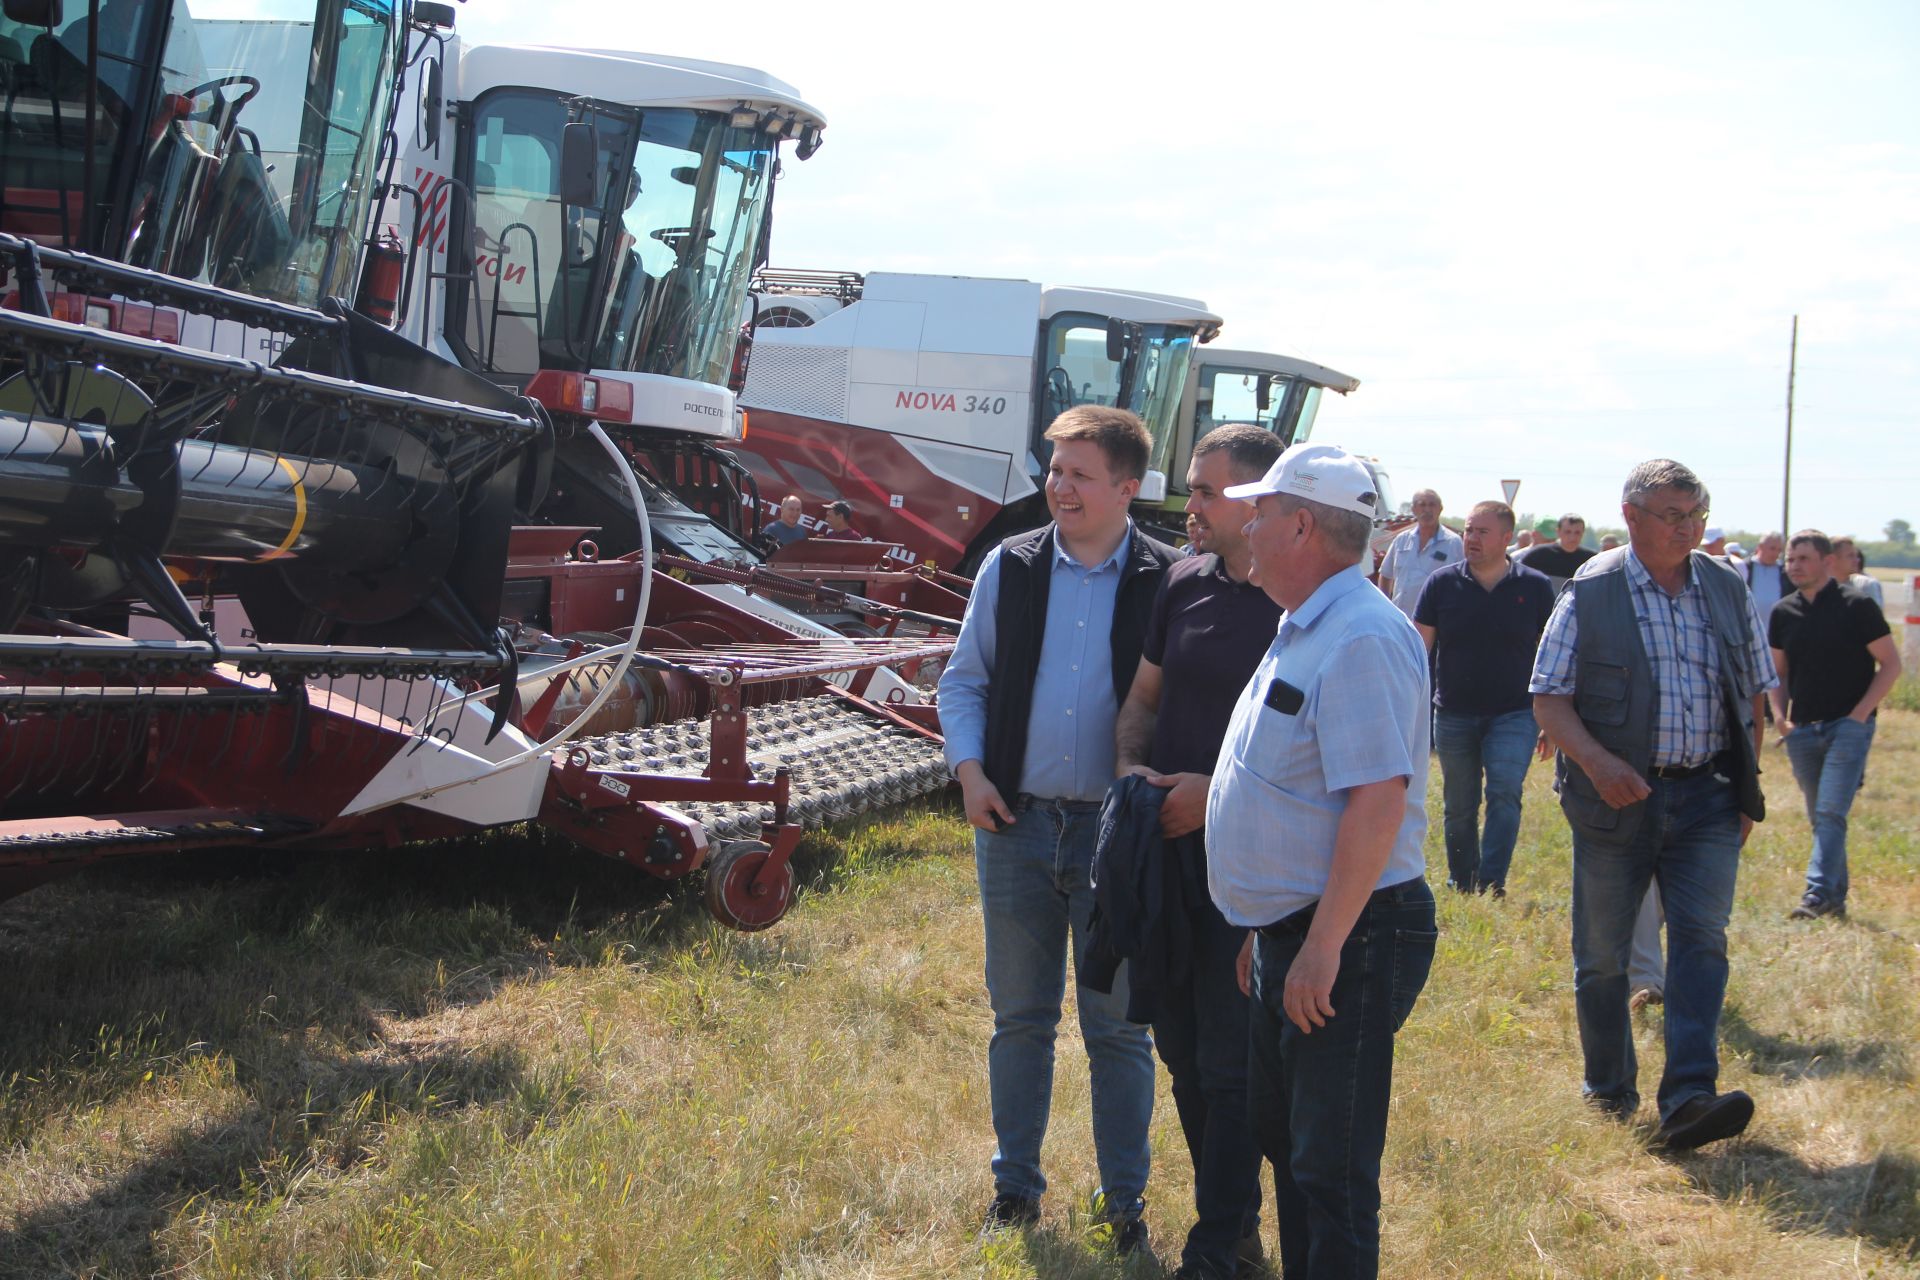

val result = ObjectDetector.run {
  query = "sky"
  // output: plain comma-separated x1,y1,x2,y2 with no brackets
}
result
453,0,1920,538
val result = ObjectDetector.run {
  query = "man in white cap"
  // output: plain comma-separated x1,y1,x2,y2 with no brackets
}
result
1207,443,1434,1279
1701,526,1729,558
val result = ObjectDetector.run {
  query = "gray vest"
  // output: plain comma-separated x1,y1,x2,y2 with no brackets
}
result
1555,548,1767,847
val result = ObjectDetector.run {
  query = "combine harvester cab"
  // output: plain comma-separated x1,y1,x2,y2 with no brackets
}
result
383,33,821,561
0,0,957,927
1153,347,1404,562
737,271,1222,574
374,28,968,644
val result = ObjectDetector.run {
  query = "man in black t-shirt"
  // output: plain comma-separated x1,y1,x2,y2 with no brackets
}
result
1515,512,1597,592
1769,530,1903,919
1115,424,1282,1280
1414,500,1556,895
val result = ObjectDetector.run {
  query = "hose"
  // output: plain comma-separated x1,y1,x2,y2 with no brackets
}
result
344,422,652,813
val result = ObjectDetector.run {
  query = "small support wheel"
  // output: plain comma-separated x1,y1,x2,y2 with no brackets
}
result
704,840,793,931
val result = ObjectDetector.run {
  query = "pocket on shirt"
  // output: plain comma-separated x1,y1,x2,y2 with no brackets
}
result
1243,701,1316,784
1573,661,1631,728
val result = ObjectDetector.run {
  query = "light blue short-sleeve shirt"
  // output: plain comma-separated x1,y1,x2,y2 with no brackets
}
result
1206,564,1432,927
1380,524,1463,617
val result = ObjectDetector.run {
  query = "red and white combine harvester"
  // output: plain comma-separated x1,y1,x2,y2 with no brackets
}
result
736,271,1222,571
363,15,967,632
0,0,956,928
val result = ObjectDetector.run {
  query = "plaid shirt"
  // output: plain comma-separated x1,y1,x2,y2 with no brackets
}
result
1530,547,1776,767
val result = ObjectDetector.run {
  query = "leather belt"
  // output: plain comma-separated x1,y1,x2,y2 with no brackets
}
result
1647,760,1715,780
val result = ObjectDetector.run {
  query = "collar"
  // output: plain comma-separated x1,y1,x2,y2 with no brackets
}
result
1468,556,1521,584
1624,544,1697,597
1199,551,1259,587
1051,520,1133,573
1280,563,1371,638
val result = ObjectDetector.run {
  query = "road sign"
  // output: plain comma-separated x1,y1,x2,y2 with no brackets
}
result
1501,478,1521,506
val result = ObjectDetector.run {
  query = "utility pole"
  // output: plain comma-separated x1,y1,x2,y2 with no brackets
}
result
1782,315,1797,535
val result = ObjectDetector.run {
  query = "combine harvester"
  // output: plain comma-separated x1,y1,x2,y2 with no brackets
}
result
0,0,954,928
736,270,1221,571
735,276,1404,562
369,17,967,630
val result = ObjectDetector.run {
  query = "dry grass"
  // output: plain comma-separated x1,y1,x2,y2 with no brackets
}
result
1,714,1916,1278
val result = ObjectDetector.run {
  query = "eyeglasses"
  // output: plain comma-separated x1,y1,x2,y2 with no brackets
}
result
1631,502,1710,528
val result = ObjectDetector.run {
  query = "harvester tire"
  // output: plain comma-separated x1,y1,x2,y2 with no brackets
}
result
703,839,793,931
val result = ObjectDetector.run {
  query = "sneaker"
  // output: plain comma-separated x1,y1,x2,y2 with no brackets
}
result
1790,894,1846,920
1629,987,1664,1013
980,1191,1040,1234
1655,1090,1754,1152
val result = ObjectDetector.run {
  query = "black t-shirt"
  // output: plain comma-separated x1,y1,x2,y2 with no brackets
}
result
1140,553,1283,776
1767,579,1891,723
1516,542,1596,583
1413,559,1557,715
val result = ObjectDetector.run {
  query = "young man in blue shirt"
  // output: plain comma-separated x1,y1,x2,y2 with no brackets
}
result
938,406,1177,1249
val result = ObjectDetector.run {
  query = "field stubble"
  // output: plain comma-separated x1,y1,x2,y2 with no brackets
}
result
1,709,1917,1278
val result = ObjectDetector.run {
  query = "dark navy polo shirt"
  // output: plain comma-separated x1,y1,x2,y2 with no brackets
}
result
1767,578,1891,723
1413,558,1556,715
1140,553,1283,776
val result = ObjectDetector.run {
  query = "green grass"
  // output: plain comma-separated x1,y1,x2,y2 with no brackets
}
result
1,719,1917,1278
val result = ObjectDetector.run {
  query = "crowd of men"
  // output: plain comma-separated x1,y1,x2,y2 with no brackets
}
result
935,410,1902,1279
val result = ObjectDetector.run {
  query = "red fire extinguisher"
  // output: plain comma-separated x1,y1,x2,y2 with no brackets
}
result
355,231,405,325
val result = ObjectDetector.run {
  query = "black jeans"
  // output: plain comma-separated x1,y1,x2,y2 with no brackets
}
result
1248,877,1437,1280
1150,835,1263,1276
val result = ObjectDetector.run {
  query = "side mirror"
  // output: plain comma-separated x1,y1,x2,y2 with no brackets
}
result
420,58,443,149
1138,469,1168,504
1105,318,1128,363
413,0,455,28
559,121,600,208
4,0,62,23
1255,375,1272,412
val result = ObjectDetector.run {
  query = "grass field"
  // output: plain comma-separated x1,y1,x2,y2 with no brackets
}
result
2,697,1917,1278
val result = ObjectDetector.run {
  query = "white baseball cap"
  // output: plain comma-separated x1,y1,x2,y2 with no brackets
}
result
1223,443,1379,517
1702,525,1726,543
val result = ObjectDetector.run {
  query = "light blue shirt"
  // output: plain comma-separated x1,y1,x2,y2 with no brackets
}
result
937,527,1131,801
1379,523,1464,617
1206,563,1431,927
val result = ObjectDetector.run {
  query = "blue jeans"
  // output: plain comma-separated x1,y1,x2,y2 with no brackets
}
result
1569,772,1742,1123
1783,716,1875,907
975,797,1154,1212
1152,834,1262,1276
1433,707,1538,892
1248,877,1436,1280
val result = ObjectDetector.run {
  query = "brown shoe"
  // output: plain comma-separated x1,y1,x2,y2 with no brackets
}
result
1629,987,1663,1013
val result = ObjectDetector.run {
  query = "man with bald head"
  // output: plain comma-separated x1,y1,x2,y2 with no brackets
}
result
1378,488,1462,617
1736,532,1788,616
